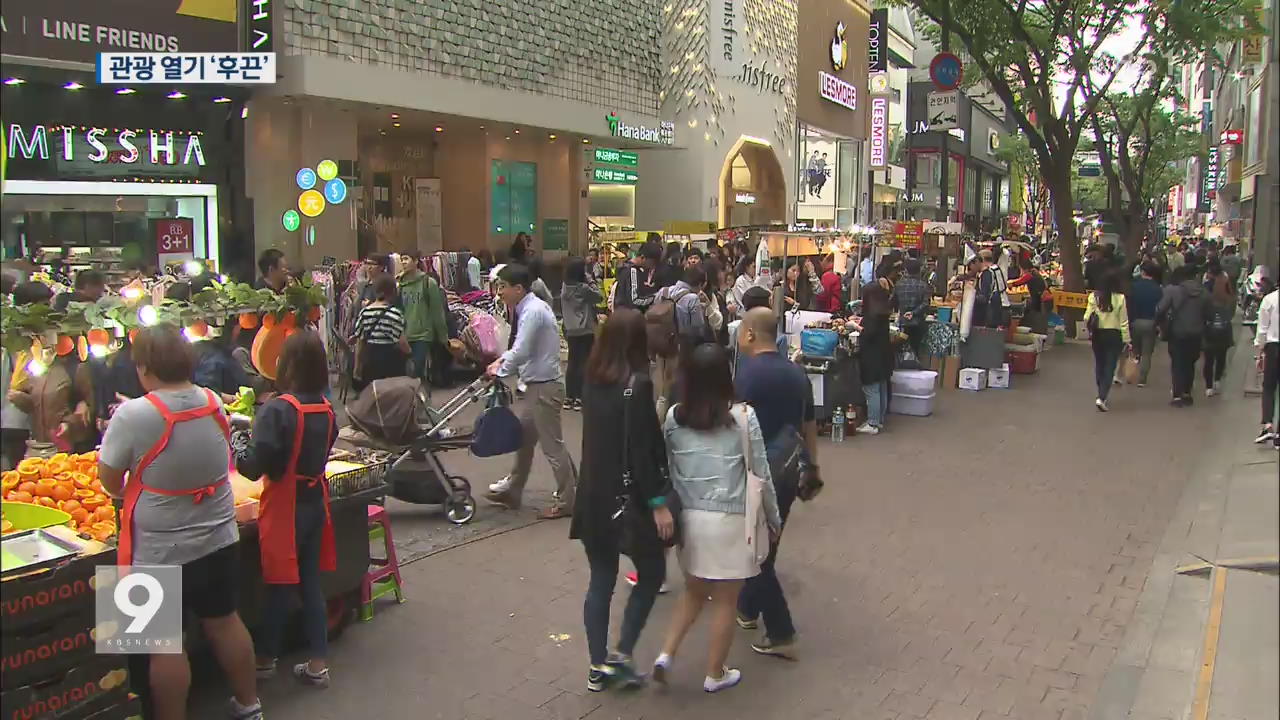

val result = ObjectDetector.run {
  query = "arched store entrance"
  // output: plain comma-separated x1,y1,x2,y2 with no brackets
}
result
719,137,787,228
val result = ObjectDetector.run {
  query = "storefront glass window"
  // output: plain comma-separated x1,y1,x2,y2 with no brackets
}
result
836,139,860,228
1246,86,1263,167
491,160,538,237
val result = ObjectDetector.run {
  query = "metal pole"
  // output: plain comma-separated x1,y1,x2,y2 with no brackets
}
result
939,20,951,224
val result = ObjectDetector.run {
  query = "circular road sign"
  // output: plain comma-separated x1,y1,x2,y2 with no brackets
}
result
929,52,963,91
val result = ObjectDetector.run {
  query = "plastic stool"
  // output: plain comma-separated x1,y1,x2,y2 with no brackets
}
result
361,504,405,621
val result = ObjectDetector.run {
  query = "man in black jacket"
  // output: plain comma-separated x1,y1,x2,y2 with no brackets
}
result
612,241,661,312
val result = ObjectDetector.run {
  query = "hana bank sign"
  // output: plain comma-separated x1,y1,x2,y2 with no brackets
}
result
7,124,206,168
819,71,856,111
606,113,675,146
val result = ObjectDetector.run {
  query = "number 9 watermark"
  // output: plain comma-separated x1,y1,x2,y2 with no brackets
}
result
95,566,183,654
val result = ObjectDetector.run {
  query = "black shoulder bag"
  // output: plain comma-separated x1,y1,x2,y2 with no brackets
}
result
615,374,681,554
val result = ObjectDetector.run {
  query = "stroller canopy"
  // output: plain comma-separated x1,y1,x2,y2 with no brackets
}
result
347,376,422,446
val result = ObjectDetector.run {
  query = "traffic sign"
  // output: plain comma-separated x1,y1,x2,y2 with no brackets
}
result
593,148,638,167
929,52,963,91
927,91,959,131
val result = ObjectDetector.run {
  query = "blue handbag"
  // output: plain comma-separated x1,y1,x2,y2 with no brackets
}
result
470,382,523,457
800,328,839,358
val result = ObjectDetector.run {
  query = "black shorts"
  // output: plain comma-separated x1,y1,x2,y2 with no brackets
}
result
181,542,241,619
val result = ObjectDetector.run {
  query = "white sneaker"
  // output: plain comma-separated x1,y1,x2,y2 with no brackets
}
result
1206,387,1217,397
1095,398,1108,412
1254,426,1275,444
703,667,742,693
488,476,512,494
855,423,880,436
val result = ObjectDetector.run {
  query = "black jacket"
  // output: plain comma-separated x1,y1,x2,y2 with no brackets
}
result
569,375,669,546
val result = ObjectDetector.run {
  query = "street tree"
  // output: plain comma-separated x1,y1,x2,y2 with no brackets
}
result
900,0,1258,290
1088,89,1202,260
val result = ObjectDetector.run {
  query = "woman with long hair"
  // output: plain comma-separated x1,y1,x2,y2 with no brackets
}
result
1202,273,1236,397
350,275,409,391
854,260,898,435
570,309,675,691
1084,270,1131,411
561,257,603,410
702,259,729,345
234,330,338,688
731,256,757,317
652,343,781,693
782,260,815,311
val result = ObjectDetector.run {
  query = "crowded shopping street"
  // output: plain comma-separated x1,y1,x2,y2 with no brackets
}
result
3,0,1280,718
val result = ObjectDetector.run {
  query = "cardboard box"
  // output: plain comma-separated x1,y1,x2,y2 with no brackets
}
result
988,364,1011,389
0,548,117,633
0,611,97,690
0,656,127,720
959,368,987,391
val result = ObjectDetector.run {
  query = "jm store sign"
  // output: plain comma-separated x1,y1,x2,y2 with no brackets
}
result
7,124,206,176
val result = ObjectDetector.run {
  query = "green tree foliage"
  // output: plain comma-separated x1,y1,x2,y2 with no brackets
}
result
898,0,1258,289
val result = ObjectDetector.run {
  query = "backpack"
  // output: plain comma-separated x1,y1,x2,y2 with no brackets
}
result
1207,305,1232,335
646,288,690,357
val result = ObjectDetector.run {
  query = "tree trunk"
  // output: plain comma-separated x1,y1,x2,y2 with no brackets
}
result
1045,172,1084,292
1121,208,1145,262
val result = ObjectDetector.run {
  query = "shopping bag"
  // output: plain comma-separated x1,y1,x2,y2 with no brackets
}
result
1121,353,1140,384
733,405,771,567
470,383,523,457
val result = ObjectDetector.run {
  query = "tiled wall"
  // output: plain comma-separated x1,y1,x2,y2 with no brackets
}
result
280,0,663,115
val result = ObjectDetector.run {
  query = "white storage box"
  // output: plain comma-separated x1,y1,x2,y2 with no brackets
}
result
959,367,987,391
988,365,1010,389
890,392,936,416
891,369,938,396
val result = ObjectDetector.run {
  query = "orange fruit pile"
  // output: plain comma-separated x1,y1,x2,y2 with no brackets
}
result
2,452,117,542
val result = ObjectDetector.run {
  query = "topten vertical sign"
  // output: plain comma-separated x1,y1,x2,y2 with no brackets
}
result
868,9,888,73
246,0,273,52
870,96,889,167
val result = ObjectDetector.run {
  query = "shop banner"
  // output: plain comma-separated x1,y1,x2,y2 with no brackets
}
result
2,0,241,65
153,217,194,267
891,221,924,248
1051,290,1088,310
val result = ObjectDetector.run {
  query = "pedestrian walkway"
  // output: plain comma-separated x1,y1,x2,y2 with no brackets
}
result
193,341,1275,720
1091,338,1279,720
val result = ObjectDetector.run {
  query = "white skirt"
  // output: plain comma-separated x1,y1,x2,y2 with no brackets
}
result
677,509,761,581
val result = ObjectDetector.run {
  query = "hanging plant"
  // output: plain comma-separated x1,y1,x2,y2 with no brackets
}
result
0,276,329,355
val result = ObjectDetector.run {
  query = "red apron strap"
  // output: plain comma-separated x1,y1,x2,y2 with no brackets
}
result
121,393,181,566
260,394,337,584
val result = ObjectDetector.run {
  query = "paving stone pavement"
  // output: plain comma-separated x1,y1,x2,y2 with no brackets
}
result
193,341,1247,720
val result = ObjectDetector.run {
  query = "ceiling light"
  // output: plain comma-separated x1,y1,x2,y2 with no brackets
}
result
513,129,520,134
582,138,590,144
434,126,443,132
64,81,84,90
393,121,401,127
548,134,557,140
391,113,400,119
241,106,249,118
167,91,187,99
116,87,136,95
212,96,232,103
505,136,512,141
3,78,25,86
479,125,486,130
380,129,387,135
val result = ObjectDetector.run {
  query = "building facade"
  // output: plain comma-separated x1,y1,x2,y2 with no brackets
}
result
1,0,253,276
247,0,671,266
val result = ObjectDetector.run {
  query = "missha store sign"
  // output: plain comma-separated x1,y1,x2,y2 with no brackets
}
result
606,113,675,146
7,123,207,178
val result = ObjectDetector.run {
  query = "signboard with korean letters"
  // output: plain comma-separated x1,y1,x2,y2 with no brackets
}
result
97,53,275,84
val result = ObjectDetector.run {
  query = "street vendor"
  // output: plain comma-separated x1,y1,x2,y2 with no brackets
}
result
97,323,263,720
231,329,338,689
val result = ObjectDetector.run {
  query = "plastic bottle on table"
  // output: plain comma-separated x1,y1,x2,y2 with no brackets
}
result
831,406,845,442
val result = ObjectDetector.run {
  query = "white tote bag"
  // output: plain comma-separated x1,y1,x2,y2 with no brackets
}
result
734,404,771,567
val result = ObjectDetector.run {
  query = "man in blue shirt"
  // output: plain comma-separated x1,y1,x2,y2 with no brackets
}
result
733,307,820,659
485,264,578,519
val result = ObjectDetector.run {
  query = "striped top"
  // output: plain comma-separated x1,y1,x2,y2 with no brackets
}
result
355,304,406,345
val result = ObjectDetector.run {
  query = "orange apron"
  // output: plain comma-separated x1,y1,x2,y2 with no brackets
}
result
119,388,231,566
257,395,337,585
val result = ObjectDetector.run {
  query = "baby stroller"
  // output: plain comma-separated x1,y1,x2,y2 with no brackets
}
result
342,376,496,524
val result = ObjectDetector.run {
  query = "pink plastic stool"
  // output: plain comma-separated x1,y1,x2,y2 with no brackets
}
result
361,504,405,620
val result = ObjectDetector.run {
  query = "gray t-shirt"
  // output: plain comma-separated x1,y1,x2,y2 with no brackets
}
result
100,387,238,565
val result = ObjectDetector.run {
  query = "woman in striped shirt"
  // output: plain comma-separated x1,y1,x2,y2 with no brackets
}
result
351,275,410,391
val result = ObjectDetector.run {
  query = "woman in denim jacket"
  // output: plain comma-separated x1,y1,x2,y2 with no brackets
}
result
651,343,781,693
